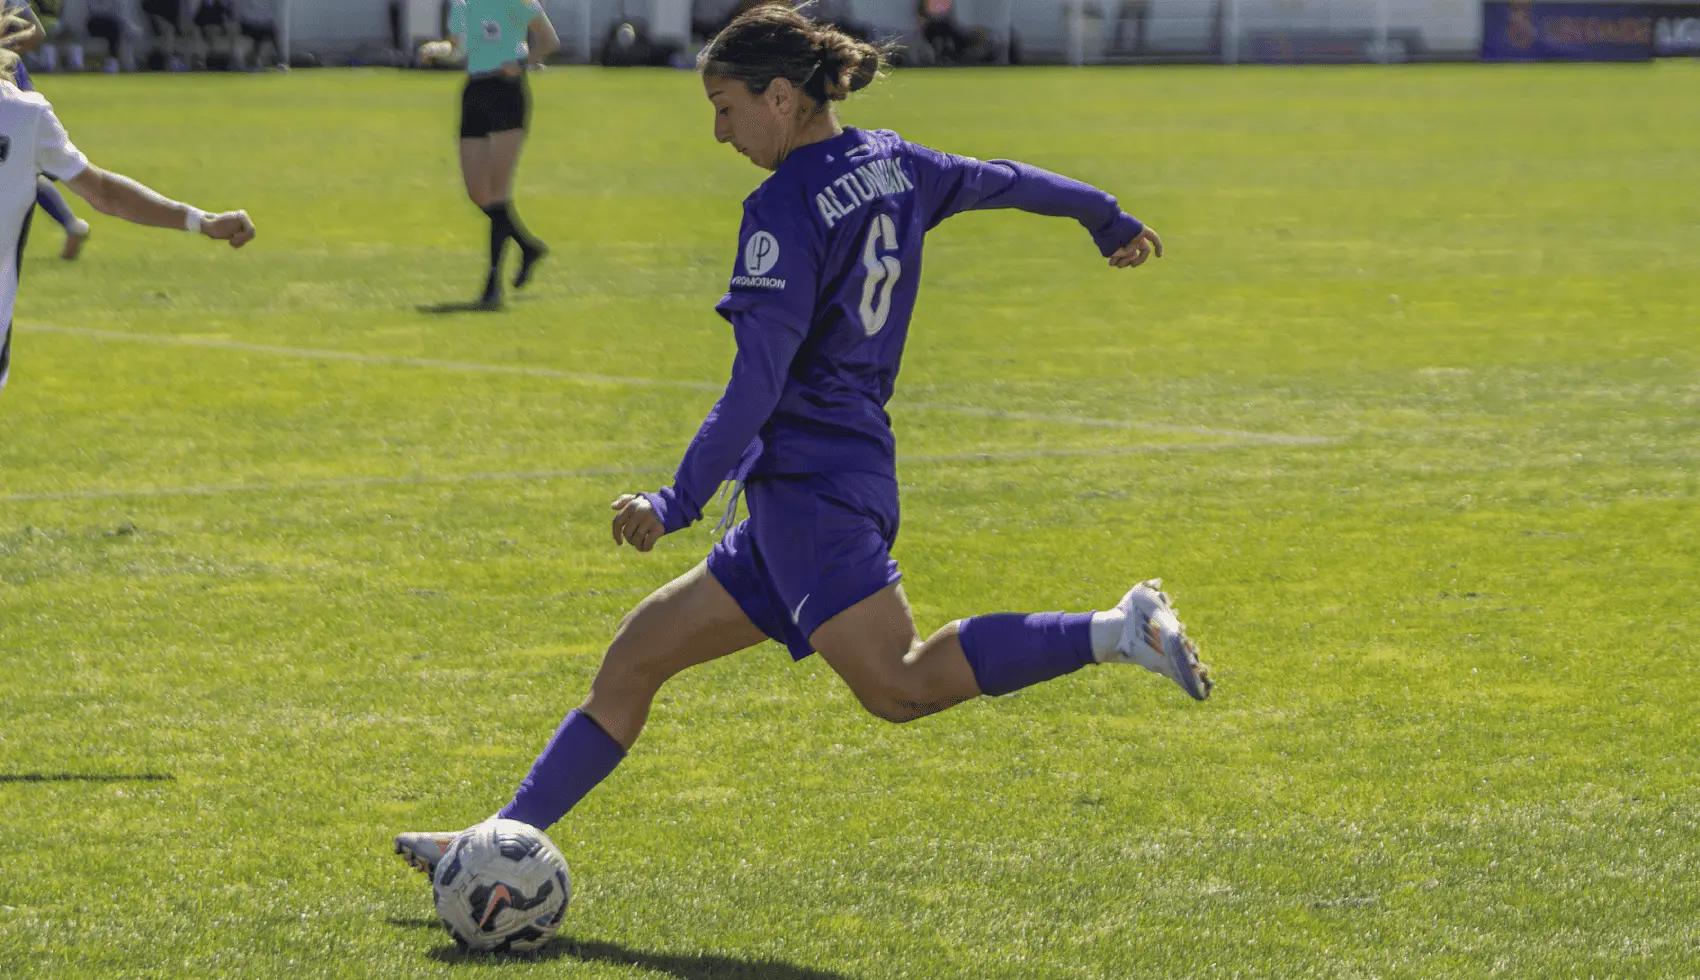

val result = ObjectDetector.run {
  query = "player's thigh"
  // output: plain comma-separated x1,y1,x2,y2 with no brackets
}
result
484,128,527,196
458,137,493,198
595,560,768,690
810,582,917,686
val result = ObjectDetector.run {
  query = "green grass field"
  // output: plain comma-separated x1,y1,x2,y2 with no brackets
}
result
1,60,1697,977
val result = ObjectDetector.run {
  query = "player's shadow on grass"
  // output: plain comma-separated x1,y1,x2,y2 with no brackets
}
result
0,772,173,783
415,301,504,315
409,927,850,978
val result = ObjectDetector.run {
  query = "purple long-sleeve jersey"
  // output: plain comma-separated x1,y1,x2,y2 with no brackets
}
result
644,127,1143,533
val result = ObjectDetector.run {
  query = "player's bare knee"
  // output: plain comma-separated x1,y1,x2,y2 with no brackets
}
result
854,670,945,724
855,690,923,724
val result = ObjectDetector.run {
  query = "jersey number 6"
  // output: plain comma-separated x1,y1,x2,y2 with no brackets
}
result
858,213,902,337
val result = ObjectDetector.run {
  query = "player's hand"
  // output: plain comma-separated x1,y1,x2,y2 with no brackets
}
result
202,210,256,249
1109,226,1162,269
611,493,664,552
499,59,524,77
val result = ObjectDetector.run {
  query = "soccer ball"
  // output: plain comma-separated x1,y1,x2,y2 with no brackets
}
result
432,819,572,953
416,39,458,68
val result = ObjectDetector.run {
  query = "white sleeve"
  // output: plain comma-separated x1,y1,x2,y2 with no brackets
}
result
35,102,90,182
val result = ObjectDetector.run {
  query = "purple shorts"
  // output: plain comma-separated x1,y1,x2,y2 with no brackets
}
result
707,471,902,660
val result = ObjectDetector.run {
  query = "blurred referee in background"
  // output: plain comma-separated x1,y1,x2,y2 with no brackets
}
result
448,0,559,308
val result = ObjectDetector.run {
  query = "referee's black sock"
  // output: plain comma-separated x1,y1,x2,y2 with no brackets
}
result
482,202,514,276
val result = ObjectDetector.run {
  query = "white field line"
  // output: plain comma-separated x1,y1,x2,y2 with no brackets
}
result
4,441,1278,504
28,324,723,393
0,465,648,503
28,324,1332,446
899,402,1332,446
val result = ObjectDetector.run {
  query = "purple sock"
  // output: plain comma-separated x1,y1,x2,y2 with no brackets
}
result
958,611,1097,696
35,182,75,230
497,709,626,831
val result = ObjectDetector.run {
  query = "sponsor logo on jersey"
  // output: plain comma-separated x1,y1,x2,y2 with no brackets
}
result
816,157,916,229
744,231,780,275
731,275,786,290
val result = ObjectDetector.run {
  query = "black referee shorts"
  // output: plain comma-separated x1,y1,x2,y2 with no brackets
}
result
460,74,530,139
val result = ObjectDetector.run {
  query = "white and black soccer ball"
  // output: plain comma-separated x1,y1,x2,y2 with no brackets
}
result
432,818,572,953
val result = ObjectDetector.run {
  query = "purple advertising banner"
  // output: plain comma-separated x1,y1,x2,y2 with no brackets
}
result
1482,1,1654,61
1653,5,1700,55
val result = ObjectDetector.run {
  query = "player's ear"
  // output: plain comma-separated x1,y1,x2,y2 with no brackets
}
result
764,76,796,117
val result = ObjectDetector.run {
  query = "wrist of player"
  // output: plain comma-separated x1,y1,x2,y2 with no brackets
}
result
1090,212,1145,257
182,205,212,235
641,489,691,535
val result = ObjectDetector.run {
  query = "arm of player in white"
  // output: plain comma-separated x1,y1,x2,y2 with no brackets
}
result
63,167,256,248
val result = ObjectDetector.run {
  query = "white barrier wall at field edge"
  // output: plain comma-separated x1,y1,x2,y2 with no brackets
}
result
44,0,1700,66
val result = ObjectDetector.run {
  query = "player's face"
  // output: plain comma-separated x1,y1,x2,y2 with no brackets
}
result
703,75,792,171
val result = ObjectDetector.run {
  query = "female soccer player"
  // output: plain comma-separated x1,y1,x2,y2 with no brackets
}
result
0,43,255,394
447,0,559,308
1,2,92,259
396,4,1207,876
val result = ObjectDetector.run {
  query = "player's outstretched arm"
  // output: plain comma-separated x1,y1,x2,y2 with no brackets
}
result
911,145,1158,267
63,166,255,248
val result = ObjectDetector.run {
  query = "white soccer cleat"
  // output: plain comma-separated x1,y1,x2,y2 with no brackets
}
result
1110,579,1213,701
393,831,461,877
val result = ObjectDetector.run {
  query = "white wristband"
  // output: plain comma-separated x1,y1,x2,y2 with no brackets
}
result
183,207,208,233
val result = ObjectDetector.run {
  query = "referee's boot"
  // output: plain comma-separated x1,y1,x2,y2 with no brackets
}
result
478,270,503,310
515,241,548,290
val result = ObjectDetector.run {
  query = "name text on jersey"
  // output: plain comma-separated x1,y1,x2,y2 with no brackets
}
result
816,158,916,229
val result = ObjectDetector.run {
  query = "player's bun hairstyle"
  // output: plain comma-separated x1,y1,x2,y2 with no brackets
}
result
698,3,886,106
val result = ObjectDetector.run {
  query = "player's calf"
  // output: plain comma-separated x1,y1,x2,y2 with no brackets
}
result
946,581,1213,702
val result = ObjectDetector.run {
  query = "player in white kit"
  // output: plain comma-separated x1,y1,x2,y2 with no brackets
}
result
0,48,255,394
